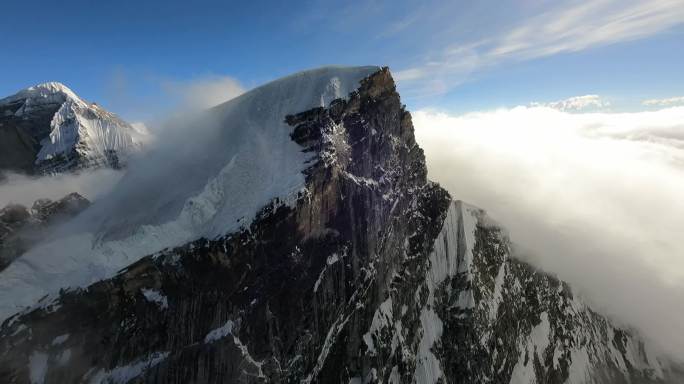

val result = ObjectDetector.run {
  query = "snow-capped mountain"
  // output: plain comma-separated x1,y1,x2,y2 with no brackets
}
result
0,67,680,383
0,82,145,174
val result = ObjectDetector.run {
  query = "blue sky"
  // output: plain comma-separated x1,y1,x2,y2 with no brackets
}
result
1,0,683,120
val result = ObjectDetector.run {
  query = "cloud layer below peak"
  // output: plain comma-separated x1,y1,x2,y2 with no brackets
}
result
414,105,684,358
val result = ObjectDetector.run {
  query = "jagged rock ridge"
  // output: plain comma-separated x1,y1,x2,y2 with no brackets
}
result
0,67,679,383
0,82,145,174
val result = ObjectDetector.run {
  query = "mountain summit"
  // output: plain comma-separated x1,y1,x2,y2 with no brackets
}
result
0,67,679,383
0,82,144,174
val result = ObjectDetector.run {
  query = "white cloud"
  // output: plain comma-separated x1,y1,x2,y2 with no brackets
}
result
0,169,124,208
643,96,684,107
413,105,684,357
162,75,245,110
394,68,427,82
397,0,684,95
531,94,610,111
488,0,684,60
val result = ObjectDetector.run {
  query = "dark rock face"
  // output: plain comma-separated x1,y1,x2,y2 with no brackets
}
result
0,69,677,383
0,98,60,174
0,193,90,271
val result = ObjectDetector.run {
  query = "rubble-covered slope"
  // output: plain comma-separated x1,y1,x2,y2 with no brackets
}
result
0,82,144,174
0,68,678,384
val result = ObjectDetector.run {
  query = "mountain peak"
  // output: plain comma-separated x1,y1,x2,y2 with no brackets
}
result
0,66,677,383
0,81,81,109
0,81,140,174
22,81,78,97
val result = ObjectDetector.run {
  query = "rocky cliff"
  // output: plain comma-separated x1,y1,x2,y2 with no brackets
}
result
0,68,678,383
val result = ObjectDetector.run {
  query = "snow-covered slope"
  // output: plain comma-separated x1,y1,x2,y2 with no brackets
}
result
0,82,144,174
0,66,379,321
384,201,673,384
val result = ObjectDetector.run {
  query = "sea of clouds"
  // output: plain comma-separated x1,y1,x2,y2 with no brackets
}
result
414,104,684,358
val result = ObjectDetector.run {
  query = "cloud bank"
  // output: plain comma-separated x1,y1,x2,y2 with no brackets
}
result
413,105,684,358
531,94,610,112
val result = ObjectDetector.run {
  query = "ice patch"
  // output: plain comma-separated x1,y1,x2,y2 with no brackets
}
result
29,351,48,384
204,320,234,343
51,333,69,346
314,249,347,292
141,288,168,310
427,202,459,283
489,263,506,319
203,319,264,377
86,351,169,384
413,201,479,383
566,348,591,384
363,297,393,355
510,312,551,384
389,366,400,384
414,308,444,384
57,349,71,366
530,312,551,353
458,201,479,274
327,253,340,265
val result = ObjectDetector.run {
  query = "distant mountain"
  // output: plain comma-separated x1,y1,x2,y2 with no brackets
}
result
0,82,145,175
0,193,90,271
0,67,680,383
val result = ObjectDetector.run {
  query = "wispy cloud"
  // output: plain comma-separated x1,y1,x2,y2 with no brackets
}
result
162,75,245,110
104,69,246,123
397,0,684,95
375,12,422,39
531,94,610,112
643,95,684,107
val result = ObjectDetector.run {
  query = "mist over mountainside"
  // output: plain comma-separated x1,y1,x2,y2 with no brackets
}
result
0,192,90,272
0,67,680,383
